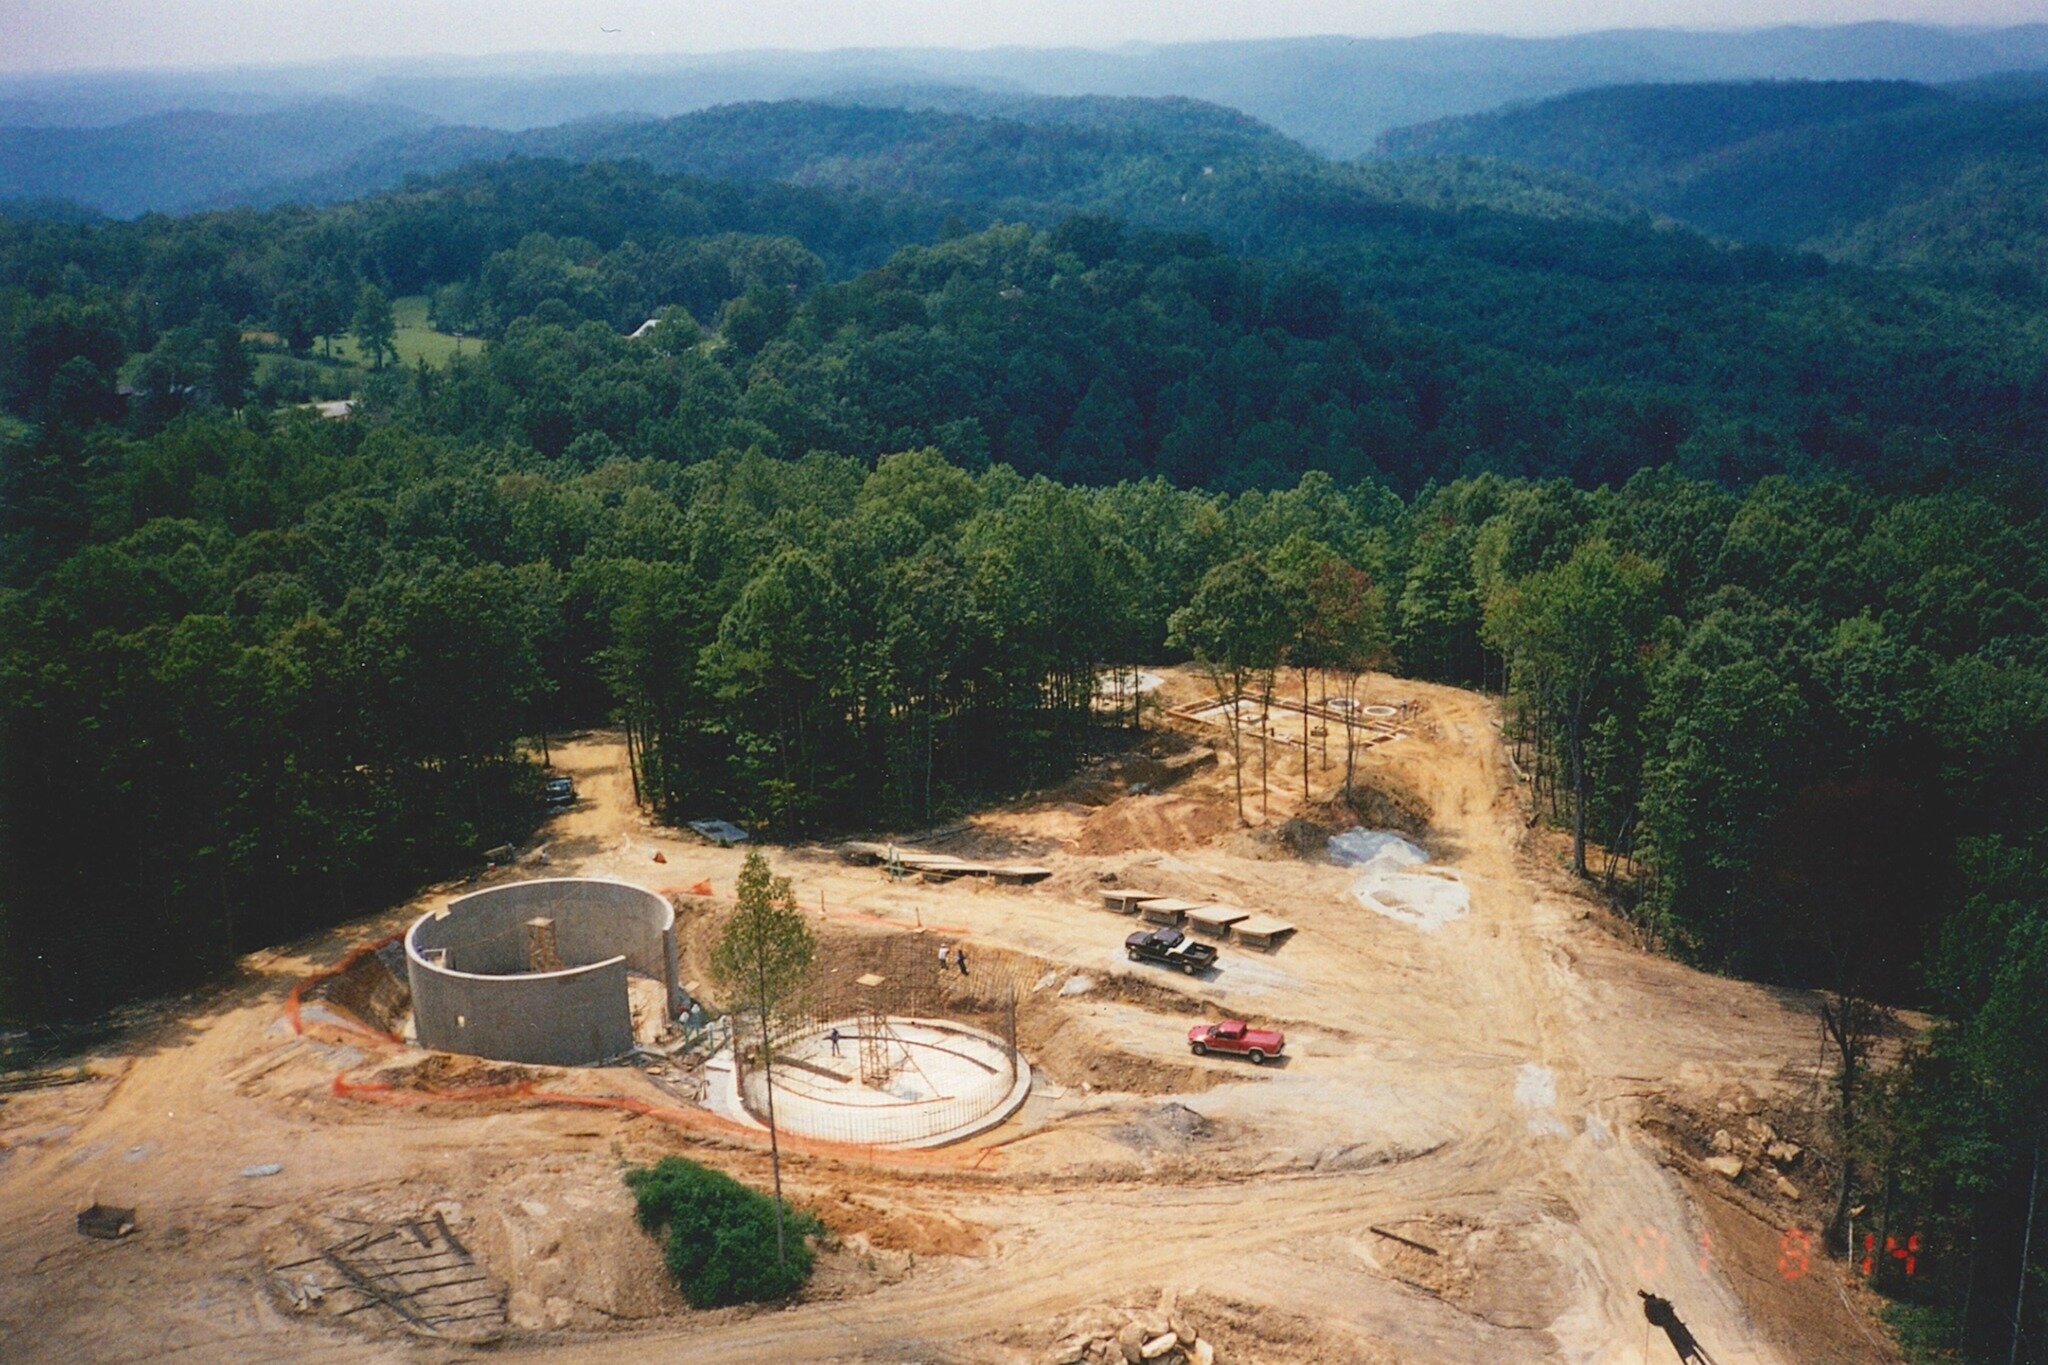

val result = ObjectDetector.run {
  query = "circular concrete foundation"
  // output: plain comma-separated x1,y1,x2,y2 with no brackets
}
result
731,1017,1030,1148
405,878,678,1067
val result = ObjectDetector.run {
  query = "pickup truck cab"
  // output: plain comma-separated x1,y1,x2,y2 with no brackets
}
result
1188,1019,1284,1063
1124,925,1218,976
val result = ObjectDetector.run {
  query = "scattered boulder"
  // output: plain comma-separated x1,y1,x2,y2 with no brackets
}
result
76,1204,137,1240
1703,1155,1745,1180
1117,1322,1146,1363
1192,1340,1217,1365
1775,1176,1804,1201
1766,1141,1803,1168
1141,1333,1179,1360
1272,817,1330,857
1709,1128,1734,1153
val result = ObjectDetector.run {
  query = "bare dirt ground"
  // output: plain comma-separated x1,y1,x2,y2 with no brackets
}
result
0,670,1899,1363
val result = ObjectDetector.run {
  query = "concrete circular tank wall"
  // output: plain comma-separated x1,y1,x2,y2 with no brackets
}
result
715,1017,1031,1149
405,878,678,1067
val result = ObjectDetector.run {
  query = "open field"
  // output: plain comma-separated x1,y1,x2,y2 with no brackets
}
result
331,295,472,369
251,296,475,393
0,668,1895,1362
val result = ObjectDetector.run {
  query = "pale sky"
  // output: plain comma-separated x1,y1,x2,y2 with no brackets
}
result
4,0,2048,73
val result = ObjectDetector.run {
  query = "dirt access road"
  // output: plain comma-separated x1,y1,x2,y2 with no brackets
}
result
0,670,1894,1363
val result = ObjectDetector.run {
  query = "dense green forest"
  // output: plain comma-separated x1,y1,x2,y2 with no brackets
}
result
3,125,2047,1357
1380,78,2048,290
7,144,2048,493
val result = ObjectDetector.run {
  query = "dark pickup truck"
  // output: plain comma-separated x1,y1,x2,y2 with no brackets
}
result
1124,925,1218,975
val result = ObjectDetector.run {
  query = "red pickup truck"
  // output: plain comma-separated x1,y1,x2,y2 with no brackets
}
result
1188,1019,1285,1063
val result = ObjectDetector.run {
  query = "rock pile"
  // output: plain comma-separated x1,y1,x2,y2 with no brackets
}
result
1038,1293,1225,1364
1701,1111,1805,1200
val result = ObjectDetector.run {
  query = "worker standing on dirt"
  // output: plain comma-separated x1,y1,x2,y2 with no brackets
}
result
1638,1290,1712,1364
827,1027,841,1056
955,948,968,976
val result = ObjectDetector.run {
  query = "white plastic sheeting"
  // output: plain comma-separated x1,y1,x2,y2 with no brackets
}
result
1333,828,1471,932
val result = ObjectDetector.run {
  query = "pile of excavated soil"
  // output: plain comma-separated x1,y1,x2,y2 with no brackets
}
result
313,943,410,1035
1029,1021,1225,1097
1016,966,1222,1096
815,1188,987,1258
1024,1289,1383,1365
1109,1100,1218,1151
1074,792,1240,855
373,1052,543,1091
1309,779,1432,839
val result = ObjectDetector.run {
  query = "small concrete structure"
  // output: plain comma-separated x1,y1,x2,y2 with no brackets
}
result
919,860,995,881
1231,914,1297,950
1138,897,1202,926
406,878,678,1066
896,853,964,870
990,865,1052,885
1101,889,1158,913
1184,904,1251,937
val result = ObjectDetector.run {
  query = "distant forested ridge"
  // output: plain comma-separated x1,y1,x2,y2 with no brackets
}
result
2,111,2046,1362
6,151,2046,495
8,22,2048,168
0,101,438,218
13,67,2048,296
1379,77,2048,289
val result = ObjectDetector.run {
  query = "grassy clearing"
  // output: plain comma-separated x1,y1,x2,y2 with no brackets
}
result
326,296,477,370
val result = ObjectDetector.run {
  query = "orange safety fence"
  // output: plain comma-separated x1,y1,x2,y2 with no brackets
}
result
329,1070,1004,1172
285,931,407,1047
287,911,999,1171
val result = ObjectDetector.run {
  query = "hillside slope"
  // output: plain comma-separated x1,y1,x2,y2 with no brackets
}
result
14,106,2043,490
0,101,437,216
1379,79,2048,282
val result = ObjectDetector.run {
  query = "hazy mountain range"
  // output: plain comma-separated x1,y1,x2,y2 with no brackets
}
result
8,22,2048,288
8,22,2048,151
1380,75,2048,282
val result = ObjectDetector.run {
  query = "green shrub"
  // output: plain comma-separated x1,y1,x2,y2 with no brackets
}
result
624,1157,820,1307
1879,1299,1967,1364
